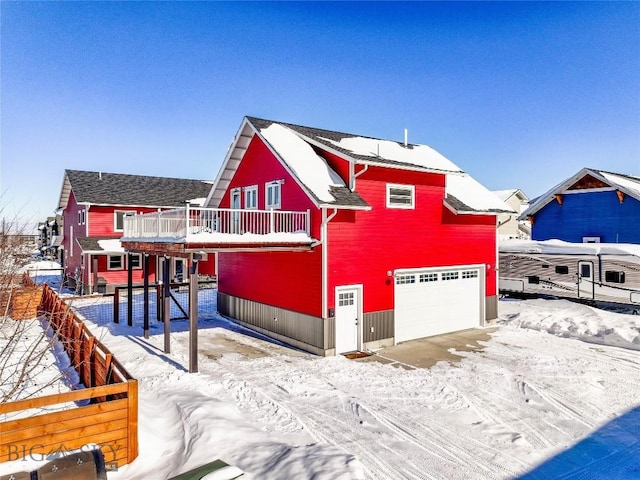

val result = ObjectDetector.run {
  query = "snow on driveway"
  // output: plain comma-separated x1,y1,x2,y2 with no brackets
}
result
11,293,638,480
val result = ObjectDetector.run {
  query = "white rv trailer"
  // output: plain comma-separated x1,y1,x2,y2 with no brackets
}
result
499,240,640,306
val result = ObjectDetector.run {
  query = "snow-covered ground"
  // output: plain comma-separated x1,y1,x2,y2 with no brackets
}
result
2,283,639,479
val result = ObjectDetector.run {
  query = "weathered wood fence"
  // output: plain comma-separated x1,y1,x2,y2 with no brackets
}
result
0,285,138,469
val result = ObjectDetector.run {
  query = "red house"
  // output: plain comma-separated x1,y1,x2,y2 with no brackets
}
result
57,170,215,293
123,117,512,356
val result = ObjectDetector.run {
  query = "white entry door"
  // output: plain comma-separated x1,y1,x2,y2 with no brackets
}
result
578,261,594,299
335,287,360,354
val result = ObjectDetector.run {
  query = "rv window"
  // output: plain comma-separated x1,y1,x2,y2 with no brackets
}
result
580,264,591,278
605,271,625,284
528,276,540,284
555,265,569,275
541,264,549,269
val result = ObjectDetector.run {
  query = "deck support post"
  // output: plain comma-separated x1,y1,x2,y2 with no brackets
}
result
163,257,171,353
143,254,150,339
188,253,199,373
127,253,133,326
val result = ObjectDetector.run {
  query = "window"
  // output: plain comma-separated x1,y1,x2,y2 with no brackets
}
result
129,253,142,270
462,270,478,279
396,274,416,284
108,255,123,270
605,271,625,284
419,273,438,282
338,292,355,306
245,185,258,209
580,264,591,278
386,184,415,209
555,265,569,275
114,210,136,231
442,271,459,281
77,209,85,225
266,181,281,209
528,276,540,284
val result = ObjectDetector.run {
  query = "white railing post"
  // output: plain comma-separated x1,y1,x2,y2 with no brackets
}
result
269,209,275,233
157,211,161,237
185,204,190,235
306,209,311,236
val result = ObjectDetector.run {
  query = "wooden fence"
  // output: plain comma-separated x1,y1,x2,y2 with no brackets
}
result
0,285,138,469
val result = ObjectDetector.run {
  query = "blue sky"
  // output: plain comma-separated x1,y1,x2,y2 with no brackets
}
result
2,1,639,227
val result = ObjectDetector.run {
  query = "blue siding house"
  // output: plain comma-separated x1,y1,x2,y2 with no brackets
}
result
521,168,640,244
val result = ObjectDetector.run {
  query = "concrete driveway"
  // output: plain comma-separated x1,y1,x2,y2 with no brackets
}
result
354,327,498,369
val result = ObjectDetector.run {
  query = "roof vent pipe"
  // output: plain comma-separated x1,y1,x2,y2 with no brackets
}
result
99,171,102,180
404,128,408,147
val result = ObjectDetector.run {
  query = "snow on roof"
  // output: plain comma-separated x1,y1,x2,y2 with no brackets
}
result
500,239,640,258
599,171,640,198
492,189,518,202
97,239,125,252
319,135,463,173
187,197,207,207
260,123,346,203
447,174,515,213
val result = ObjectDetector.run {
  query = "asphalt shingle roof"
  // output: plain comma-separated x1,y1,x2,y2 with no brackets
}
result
246,117,370,209
76,236,121,253
65,170,213,207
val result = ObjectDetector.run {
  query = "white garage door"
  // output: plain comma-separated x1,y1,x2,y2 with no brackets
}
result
395,266,483,343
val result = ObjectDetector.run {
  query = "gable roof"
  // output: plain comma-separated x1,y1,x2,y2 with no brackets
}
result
520,168,640,219
58,170,213,211
492,189,529,203
209,116,512,214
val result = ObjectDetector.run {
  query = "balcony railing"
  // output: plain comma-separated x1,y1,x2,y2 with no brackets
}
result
123,206,311,242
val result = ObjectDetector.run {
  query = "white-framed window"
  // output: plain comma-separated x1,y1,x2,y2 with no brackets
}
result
419,273,438,283
462,270,478,279
114,210,136,232
108,254,124,270
129,253,142,270
396,274,416,285
244,185,258,209
386,184,415,209
77,209,85,225
231,188,241,209
442,271,459,281
266,181,282,209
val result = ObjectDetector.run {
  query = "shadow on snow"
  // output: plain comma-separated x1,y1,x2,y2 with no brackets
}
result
518,405,640,479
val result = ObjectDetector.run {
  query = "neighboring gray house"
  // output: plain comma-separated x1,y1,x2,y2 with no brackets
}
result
493,189,531,240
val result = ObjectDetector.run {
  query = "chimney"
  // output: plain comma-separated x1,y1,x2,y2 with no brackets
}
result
404,128,408,147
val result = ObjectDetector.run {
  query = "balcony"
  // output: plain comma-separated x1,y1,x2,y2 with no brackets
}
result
122,206,312,247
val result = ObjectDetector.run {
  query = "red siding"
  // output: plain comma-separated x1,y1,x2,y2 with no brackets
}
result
91,253,157,285
321,149,351,187
218,249,322,317
327,166,497,313
217,135,323,316
88,205,158,237
62,191,87,279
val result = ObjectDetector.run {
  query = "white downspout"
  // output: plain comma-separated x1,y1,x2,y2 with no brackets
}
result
352,164,369,192
321,208,338,318
87,253,92,294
